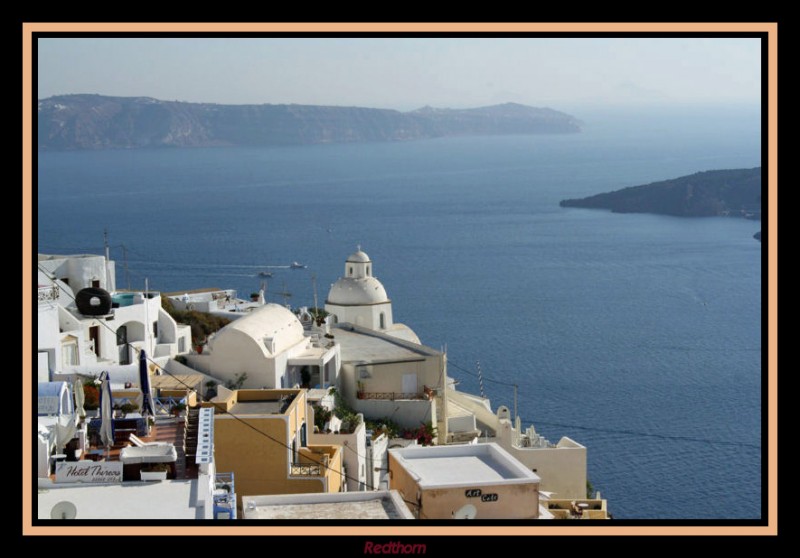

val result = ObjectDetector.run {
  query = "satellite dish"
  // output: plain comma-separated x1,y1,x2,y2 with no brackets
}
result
453,504,477,520
50,501,77,520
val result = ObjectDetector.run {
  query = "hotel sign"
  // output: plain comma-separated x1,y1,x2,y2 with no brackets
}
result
55,461,122,484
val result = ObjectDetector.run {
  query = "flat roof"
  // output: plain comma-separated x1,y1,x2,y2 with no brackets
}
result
150,373,204,391
390,442,540,488
229,400,287,415
162,287,225,296
242,490,413,520
333,326,439,364
37,480,206,520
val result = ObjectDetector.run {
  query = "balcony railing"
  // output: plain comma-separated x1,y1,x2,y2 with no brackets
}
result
38,285,59,304
290,455,329,477
213,472,237,520
358,391,426,401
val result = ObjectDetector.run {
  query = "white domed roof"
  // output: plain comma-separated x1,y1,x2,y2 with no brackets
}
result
213,303,304,355
327,276,389,306
347,250,371,263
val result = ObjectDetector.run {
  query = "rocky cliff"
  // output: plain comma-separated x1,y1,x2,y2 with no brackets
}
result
38,95,581,150
560,168,762,220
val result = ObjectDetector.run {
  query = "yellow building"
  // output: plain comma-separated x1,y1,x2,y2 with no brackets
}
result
206,387,343,506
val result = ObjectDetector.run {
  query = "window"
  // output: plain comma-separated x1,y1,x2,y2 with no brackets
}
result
379,312,386,329
152,321,158,338
366,265,370,276
349,266,353,276
61,340,78,367
91,279,100,288
178,337,186,353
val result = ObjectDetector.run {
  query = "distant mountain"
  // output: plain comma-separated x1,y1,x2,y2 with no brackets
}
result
37,95,581,150
560,168,762,220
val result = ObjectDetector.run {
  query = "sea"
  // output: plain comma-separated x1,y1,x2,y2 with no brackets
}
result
37,104,763,520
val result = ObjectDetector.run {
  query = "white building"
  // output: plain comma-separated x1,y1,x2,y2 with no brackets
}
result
164,287,266,321
325,248,419,343
309,410,368,492
37,253,191,381
333,324,443,431
445,390,587,500
189,303,340,390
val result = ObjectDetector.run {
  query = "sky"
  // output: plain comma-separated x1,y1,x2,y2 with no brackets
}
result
37,37,761,111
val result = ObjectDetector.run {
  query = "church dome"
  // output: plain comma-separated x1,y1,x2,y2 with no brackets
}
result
346,250,371,263
327,276,389,306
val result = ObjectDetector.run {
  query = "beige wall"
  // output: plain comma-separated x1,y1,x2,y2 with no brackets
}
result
211,390,342,506
493,419,587,499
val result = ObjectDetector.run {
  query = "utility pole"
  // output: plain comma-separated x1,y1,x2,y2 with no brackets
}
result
122,244,131,291
103,228,111,289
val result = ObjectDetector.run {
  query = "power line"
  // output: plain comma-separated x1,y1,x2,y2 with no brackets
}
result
522,417,761,451
449,357,758,450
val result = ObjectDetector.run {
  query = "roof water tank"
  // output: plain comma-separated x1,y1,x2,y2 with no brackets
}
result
75,287,112,316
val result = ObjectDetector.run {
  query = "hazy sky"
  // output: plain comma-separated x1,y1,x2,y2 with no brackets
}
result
37,37,761,110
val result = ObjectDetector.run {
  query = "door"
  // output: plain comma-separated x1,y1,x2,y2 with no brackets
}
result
89,326,100,357
37,352,50,382
402,374,417,395
117,325,129,364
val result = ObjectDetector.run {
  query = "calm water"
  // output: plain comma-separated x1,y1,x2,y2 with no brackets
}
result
37,105,762,519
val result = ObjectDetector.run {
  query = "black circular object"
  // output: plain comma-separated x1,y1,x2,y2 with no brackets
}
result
75,287,112,316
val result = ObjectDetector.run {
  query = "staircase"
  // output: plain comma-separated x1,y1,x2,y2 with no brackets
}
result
182,407,201,477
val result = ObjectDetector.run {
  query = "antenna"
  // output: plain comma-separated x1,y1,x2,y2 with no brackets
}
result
453,504,477,520
122,244,131,291
103,228,111,289
282,281,291,307
312,273,318,313
50,501,77,520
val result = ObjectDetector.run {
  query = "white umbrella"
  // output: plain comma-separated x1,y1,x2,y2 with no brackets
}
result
98,371,115,453
74,379,85,419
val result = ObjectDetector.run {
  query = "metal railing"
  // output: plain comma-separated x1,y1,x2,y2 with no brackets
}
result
213,472,237,520
359,392,426,401
38,285,60,303
290,455,329,477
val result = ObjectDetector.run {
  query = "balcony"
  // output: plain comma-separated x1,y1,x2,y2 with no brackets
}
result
290,445,339,477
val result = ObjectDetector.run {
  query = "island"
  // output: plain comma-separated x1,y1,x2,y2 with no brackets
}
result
560,168,761,220
37,95,581,150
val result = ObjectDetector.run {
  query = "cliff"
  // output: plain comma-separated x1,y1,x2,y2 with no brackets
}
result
37,95,581,150
560,168,762,220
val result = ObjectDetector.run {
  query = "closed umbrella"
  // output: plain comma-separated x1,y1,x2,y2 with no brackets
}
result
98,371,115,454
74,379,85,419
139,349,155,417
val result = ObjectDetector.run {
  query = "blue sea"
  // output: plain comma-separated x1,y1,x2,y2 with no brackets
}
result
37,104,762,519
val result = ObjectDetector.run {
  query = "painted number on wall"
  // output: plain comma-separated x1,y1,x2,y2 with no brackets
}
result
480,493,499,503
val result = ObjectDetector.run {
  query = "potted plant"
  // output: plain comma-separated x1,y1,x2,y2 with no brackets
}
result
140,462,169,481
119,402,139,416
